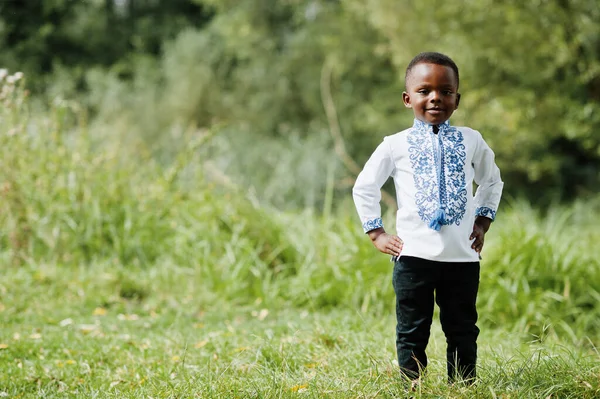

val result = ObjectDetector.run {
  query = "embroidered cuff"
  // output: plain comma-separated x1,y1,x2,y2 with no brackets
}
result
363,217,383,233
475,207,496,221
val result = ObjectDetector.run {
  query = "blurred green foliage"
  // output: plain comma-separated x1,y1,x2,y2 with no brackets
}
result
0,0,598,203
1,75,599,344
0,0,212,84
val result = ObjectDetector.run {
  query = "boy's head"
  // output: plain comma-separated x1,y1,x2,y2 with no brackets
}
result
403,52,461,126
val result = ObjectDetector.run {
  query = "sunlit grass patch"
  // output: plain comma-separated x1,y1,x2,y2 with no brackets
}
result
0,262,599,398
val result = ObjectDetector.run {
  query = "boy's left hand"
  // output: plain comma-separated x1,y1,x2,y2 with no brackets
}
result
470,216,491,254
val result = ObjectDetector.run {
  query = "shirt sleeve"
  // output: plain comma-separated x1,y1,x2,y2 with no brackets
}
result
352,137,395,233
472,133,504,221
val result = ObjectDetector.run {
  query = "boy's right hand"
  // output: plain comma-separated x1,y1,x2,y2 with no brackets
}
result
367,227,403,257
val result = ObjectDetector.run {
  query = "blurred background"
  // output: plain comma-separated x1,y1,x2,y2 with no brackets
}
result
1,0,598,207
1,0,599,348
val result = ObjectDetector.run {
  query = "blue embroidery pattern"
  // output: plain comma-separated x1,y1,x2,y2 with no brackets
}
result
475,206,496,221
363,217,383,232
407,120,467,228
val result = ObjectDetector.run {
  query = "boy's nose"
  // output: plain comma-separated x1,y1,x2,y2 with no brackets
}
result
429,91,441,102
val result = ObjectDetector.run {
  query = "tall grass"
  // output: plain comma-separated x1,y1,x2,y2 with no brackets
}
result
1,71,599,350
481,199,600,344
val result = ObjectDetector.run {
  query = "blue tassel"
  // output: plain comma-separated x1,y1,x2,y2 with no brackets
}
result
428,208,446,231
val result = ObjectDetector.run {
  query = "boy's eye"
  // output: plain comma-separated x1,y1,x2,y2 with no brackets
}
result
443,90,453,95
417,89,428,94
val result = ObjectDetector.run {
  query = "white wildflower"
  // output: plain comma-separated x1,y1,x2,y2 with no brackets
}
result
0,69,7,81
59,318,74,327
6,75,15,84
14,72,23,81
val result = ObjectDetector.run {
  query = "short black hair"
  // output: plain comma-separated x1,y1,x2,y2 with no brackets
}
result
405,52,459,89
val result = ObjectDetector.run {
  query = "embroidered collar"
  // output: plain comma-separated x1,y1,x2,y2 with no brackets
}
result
412,119,450,134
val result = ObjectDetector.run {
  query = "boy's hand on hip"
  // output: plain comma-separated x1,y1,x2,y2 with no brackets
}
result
368,227,403,256
470,216,491,254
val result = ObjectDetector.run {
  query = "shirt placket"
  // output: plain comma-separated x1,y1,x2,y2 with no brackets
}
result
429,129,447,228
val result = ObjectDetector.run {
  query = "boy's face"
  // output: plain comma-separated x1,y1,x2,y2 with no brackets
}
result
402,63,460,125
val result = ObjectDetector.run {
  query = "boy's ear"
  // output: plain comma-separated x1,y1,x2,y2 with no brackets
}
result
402,91,412,108
455,92,461,108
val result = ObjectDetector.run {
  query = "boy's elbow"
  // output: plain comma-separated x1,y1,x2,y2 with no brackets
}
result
352,183,365,204
494,177,505,192
352,175,366,196
352,179,378,206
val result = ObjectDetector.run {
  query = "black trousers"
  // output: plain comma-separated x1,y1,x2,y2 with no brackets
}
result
392,256,480,382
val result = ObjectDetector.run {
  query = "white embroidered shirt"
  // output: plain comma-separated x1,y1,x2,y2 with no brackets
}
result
352,119,504,262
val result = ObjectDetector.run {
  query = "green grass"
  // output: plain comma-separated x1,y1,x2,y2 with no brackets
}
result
1,71,600,398
1,263,599,398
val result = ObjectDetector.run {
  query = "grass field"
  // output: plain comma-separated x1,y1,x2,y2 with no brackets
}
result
1,72,600,398
1,262,599,398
